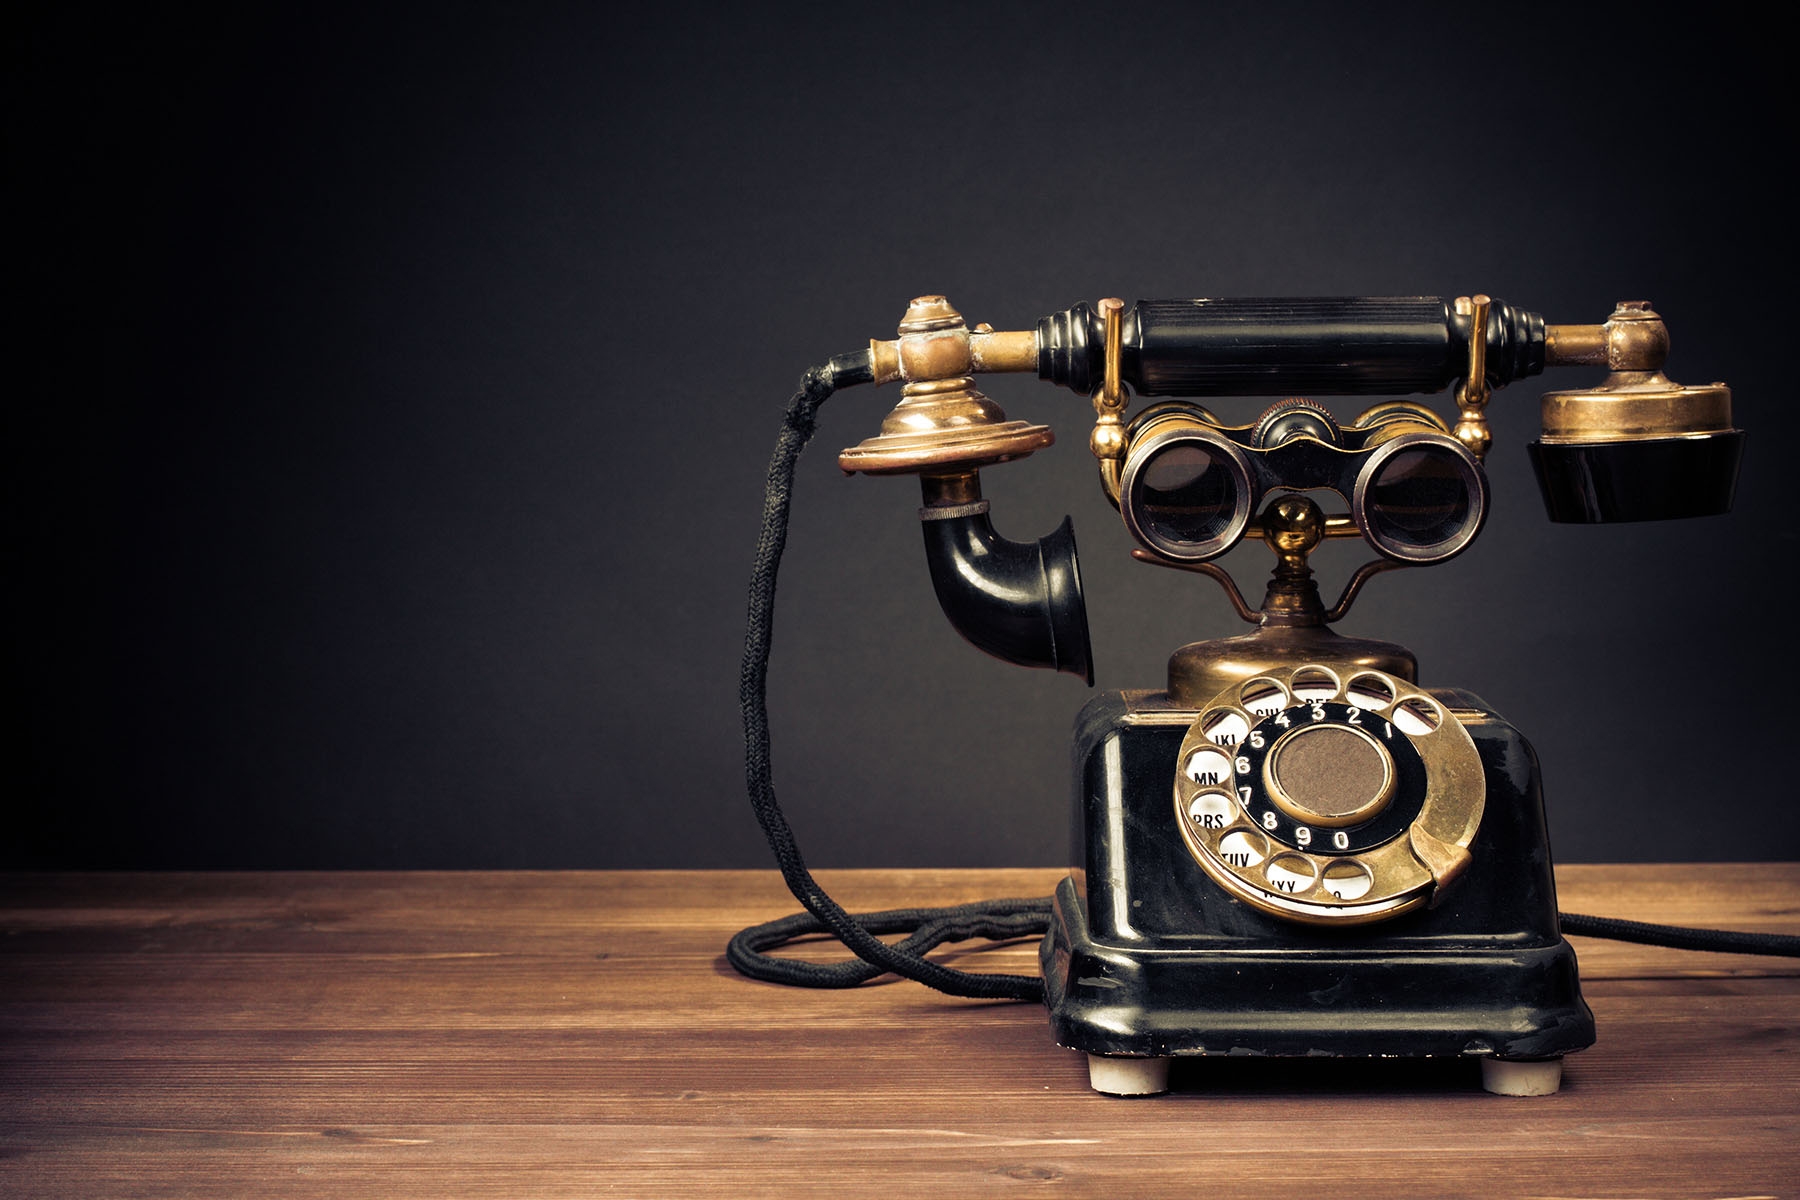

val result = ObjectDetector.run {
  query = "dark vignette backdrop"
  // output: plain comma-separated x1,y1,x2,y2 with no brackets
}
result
13,4,1797,869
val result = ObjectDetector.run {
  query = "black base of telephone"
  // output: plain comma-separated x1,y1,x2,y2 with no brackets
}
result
1039,689,1595,1091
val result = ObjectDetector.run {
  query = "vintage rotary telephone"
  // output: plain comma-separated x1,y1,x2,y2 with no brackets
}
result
732,292,1782,1097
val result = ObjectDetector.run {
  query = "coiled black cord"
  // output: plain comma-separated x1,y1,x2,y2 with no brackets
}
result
729,362,1799,998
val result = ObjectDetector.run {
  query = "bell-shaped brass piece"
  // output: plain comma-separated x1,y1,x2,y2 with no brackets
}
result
1530,302,1741,522
1537,302,1732,444
838,296,1053,475
1162,496,1418,707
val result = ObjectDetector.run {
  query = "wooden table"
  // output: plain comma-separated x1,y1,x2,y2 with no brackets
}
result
2,866,1796,1197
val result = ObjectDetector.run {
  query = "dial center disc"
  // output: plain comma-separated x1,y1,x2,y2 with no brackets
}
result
1265,722,1396,828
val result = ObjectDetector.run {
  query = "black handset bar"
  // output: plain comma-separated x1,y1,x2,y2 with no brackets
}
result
1035,296,1547,397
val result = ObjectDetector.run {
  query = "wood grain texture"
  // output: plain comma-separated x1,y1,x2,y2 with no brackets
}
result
2,866,1796,1198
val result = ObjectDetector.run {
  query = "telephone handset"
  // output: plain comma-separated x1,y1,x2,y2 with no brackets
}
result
735,291,1751,1096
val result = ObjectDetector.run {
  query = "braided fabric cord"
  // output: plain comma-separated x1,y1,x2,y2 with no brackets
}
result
1560,911,1800,956
728,358,1798,1000
735,355,1045,1002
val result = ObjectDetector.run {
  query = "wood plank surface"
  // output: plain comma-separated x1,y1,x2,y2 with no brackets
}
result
2,866,1796,1198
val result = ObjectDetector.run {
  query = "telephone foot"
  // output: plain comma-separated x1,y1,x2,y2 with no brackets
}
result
1086,1054,1171,1096
1480,1056,1563,1096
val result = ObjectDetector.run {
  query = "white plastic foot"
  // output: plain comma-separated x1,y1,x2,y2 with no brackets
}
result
1481,1056,1563,1096
1087,1054,1172,1096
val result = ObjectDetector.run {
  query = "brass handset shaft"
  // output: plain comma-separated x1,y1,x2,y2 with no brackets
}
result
1542,302,1668,371
868,326,1036,387
1543,324,1609,366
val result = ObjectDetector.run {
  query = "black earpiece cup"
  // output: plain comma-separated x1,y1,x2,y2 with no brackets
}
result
1527,432,1743,523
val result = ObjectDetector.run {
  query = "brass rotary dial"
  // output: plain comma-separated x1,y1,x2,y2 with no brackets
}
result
1172,664,1485,925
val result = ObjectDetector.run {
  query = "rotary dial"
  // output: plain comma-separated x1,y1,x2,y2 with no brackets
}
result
1173,664,1485,925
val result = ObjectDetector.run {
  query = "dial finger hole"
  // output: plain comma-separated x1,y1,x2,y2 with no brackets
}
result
1187,792,1236,831
1264,853,1317,893
1199,708,1250,748
1217,829,1269,868
1290,666,1339,701
1183,747,1234,786
1346,673,1396,710
1393,696,1443,736
1320,860,1374,901
1240,678,1288,715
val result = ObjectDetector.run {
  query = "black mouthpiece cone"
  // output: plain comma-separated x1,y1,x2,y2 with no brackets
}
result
1527,431,1743,523
920,508,1094,684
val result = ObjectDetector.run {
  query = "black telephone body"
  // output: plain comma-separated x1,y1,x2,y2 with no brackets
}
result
817,293,1741,1095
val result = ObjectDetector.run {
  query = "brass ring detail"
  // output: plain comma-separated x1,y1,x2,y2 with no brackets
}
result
1172,663,1486,926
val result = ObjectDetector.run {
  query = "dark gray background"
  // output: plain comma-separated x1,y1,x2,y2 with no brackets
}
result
15,4,1796,869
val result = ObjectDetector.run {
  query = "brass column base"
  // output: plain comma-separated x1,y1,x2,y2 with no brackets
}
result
1166,625,1418,709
